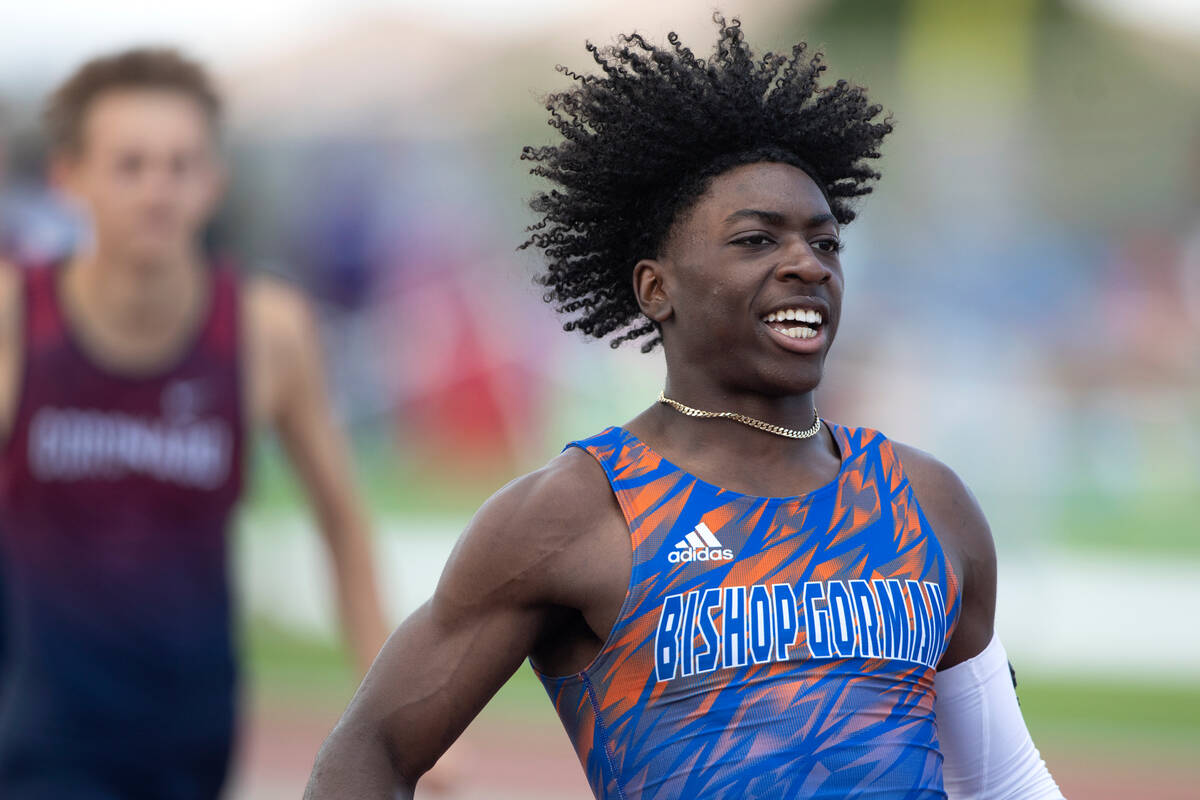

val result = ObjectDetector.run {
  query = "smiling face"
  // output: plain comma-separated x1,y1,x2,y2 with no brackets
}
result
634,161,844,397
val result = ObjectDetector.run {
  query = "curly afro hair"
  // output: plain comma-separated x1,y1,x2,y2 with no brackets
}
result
519,13,894,352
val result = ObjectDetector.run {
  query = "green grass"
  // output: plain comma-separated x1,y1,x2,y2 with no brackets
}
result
245,432,515,517
1056,491,1200,559
1019,674,1200,760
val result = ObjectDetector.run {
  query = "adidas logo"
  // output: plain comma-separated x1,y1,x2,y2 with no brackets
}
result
668,522,735,564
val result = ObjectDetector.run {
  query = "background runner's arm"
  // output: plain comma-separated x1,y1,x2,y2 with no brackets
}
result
303,460,587,798
259,282,388,674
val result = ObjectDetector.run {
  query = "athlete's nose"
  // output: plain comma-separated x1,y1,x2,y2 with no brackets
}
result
774,238,832,285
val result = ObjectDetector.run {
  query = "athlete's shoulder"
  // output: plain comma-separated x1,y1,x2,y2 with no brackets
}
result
887,438,1001,666
0,261,23,437
241,271,322,420
887,441,989,536
0,258,20,316
0,260,23,355
243,270,314,340
437,446,624,612
468,446,619,555
824,421,987,543
887,438,996,644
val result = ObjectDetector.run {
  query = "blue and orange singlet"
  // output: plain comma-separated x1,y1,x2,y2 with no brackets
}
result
535,424,961,799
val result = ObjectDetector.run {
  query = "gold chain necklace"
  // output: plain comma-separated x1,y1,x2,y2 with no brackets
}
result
657,391,822,440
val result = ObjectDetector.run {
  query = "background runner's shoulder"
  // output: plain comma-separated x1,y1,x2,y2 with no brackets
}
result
0,260,19,342
241,273,325,426
243,273,315,365
0,262,23,440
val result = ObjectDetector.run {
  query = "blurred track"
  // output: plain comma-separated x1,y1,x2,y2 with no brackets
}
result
226,695,1199,800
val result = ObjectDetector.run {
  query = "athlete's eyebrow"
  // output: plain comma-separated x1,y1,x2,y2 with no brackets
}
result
723,208,786,227
722,209,838,230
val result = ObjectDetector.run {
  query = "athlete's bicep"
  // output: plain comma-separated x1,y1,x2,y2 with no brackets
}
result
353,590,545,781
308,466,584,794
307,593,542,797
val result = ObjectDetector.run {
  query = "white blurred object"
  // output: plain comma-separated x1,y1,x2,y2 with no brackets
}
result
236,513,1200,681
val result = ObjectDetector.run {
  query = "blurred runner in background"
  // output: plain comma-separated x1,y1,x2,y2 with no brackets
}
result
0,48,388,798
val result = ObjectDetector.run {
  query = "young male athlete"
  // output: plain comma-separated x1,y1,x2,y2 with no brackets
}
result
0,49,389,796
306,17,1065,799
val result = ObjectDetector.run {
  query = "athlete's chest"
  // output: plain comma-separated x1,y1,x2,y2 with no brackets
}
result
575,425,961,682
643,496,956,681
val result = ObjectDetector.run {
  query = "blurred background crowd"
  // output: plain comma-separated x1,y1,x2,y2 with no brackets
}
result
1,0,1197,797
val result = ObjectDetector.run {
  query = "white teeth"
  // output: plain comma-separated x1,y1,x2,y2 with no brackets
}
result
779,326,818,340
760,308,825,327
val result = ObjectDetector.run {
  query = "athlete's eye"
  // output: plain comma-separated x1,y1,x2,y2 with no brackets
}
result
731,234,775,247
116,153,144,178
812,238,843,254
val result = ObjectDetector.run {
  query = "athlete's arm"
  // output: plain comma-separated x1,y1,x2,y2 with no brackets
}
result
304,449,618,799
0,261,21,443
894,443,1065,798
245,278,388,673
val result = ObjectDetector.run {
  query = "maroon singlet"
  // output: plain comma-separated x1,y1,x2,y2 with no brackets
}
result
0,263,244,794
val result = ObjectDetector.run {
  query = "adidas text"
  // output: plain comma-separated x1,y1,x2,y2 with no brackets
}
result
669,548,735,564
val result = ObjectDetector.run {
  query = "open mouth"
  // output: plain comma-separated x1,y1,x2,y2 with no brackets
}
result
760,307,823,340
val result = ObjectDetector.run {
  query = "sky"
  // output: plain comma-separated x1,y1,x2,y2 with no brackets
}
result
0,1,579,93
2,0,1199,97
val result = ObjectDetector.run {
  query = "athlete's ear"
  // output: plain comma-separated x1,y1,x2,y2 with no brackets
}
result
633,258,673,324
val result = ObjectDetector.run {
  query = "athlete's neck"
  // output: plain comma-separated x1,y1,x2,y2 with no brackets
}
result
662,375,819,435
61,247,210,371
628,374,840,497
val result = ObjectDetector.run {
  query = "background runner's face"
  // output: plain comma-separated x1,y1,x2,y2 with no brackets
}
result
655,161,843,395
54,88,223,265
